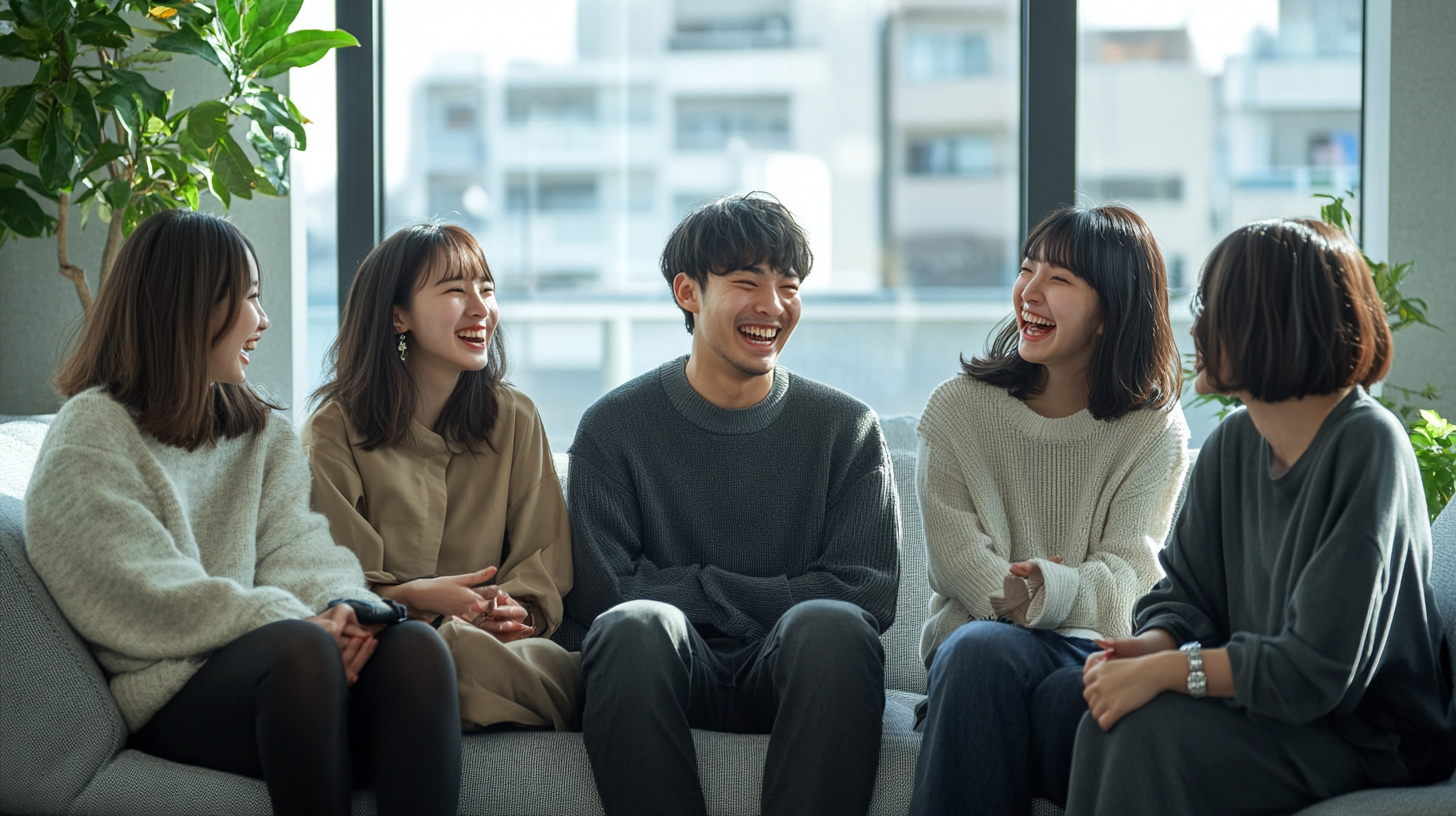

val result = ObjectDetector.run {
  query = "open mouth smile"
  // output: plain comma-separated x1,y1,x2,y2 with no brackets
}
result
738,324,779,349
456,327,489,350
1019,309,1056,342
240,338,258,363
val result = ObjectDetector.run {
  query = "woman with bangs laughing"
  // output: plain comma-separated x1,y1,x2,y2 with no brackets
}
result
302,222,580,733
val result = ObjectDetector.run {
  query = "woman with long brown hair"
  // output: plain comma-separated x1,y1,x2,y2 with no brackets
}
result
24,209,461,816
302,222,578,731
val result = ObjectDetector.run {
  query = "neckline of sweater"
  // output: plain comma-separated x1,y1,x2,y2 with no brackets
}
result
659,355,791,435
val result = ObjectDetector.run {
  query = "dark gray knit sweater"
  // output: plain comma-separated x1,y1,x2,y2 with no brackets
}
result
1137,387,1456,783
561,356,900,645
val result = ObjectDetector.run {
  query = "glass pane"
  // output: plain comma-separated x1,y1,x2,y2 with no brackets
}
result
382,0,1021,447
290,1,340,405
1077,0,1362,443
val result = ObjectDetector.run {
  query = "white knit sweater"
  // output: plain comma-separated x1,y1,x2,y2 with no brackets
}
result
916,376,1189,666
25,388,376,731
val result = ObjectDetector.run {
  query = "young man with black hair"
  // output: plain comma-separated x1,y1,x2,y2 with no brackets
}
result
562,192,901,816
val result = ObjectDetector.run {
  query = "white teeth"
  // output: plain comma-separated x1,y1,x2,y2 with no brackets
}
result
243,340,258,351
740,326,778,339
1020,310,1055,327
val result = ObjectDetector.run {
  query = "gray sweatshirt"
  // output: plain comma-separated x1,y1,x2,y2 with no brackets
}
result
1137,388,1456,782
562,357,900,644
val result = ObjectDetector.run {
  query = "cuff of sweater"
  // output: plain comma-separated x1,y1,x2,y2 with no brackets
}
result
1024,559,1078,630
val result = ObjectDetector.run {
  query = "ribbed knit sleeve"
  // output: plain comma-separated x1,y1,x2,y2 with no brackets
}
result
1038,429,1185,636
917,434,1014,628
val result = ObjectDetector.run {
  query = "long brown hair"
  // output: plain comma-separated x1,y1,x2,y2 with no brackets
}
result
962,205,1182,420
1192,218,1391,400
54,209,277,450
312,223,507,451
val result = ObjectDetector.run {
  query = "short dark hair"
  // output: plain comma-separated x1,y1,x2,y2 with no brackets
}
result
1192,218,1391,402
660,192,813,332
311,223,508,452
962,205,1183,420
55,209,278,450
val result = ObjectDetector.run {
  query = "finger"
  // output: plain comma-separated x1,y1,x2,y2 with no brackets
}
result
461,566,498,586
349,636,378,677
1050,556,1063,563
489,604,529,622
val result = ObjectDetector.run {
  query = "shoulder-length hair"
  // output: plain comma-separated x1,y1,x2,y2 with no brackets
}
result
54,209,277,450
312,223,507,452
962,205,1182,420
1192,218,1390,401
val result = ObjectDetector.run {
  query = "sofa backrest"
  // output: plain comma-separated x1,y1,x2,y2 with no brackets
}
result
0,416,130,815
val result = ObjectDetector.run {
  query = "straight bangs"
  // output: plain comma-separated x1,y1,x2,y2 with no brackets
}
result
314,222,508,452
1193,218,1391,402
55,209,277,450
962,205,1182,419
417,225,495,290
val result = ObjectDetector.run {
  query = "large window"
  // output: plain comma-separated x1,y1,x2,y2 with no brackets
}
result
317,0,1363,449
364,0,1022,448
1076,0,1363,442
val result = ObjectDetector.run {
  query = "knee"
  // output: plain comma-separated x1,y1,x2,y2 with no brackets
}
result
254,619,344,691
582,600,688,672
375,621,454,688
776,600,882,665
927,621,1023,686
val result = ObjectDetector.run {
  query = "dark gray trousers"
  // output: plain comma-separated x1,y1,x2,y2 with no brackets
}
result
581,598,886,816
1066,692,1411,816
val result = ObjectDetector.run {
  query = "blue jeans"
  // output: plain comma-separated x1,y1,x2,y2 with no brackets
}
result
910,621,1099,816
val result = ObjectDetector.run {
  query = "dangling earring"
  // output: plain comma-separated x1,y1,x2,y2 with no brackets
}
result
397,332,408,361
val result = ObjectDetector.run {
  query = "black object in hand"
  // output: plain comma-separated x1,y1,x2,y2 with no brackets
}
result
326,598,409,625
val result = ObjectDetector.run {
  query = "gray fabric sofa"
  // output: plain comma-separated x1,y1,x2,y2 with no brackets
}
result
2,412,1454,815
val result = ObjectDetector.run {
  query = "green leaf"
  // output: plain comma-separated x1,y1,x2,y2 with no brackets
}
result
242,87,304,149
242,0,304,55
0,162,56,200
185,99,231,149
209,131,257,202
0,32,37,57
243,29,357,78
153,25,224,69
37,112,75,190
110,70,169,117
0,87,39,141
246,119,289,194
0,186,53,237
105,177,131,211
18,0,72,36
215,0,241,44
77,142,129,177
66,81,101,151
177,177,199,210
71,16,131,49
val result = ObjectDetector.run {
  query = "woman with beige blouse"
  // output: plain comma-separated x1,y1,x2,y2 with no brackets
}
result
301,223,578,731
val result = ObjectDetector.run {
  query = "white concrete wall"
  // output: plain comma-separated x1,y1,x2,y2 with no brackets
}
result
1370,0,1456,418
0,61,295,416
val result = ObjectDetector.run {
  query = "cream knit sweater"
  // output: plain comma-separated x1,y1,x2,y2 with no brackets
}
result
25,388,377,731
917,376,1189,666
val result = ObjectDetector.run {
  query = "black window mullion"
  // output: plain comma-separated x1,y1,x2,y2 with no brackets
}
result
1020,0,1077,244
335,0,384,311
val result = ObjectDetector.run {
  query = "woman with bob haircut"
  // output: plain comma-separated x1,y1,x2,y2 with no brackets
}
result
1069,218,1456,815
25,209,461,816
909,205,1189,816
302,222,579,732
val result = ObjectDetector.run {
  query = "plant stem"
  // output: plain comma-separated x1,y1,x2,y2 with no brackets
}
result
56,192,94,314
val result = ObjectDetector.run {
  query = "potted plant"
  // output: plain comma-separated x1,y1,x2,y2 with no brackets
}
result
0,0,355,313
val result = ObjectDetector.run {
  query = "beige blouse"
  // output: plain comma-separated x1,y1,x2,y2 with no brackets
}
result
300,386,572,638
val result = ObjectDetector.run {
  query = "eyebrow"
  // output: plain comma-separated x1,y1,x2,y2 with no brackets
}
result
728,263,800,282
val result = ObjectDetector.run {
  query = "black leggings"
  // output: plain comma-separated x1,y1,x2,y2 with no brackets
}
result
131,619,460,816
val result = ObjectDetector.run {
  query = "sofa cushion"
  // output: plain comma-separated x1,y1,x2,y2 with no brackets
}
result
0,415,133,815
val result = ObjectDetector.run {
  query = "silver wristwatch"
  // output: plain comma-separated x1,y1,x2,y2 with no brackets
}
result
1181,641,1207,698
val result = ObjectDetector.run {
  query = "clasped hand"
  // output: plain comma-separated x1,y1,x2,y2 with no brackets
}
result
379,566,534,643
1081,629,1179,731
303,603,383,685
